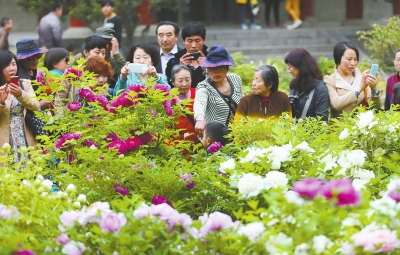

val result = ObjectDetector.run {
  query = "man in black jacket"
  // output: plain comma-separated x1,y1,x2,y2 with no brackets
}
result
165,22,208,88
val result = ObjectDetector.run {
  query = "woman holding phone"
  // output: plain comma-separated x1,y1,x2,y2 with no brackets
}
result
324,41,382,119
113,42,169,96
0,50,40,161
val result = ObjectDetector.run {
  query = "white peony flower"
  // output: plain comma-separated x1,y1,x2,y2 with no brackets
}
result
285,190,306,206
342,215,361,227
41,179,54,190
66,184,76,192
312,235,333,254
265,232,293,255
294,141,315,153
352,168,375,180
346,149,367,167
73,201,81,208
238,222,266,242
321,154,338,171
264,171,288,190
21,180,31,187
294,243,309,255
77,194,87,203
373,147,386,158
237,173,265,199
357,111,374,129
219,158,235,173
370,197,398,217
240,147,262,163
339,128,350,140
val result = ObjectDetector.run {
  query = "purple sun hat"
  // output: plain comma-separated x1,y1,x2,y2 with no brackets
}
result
16,38,48,60
199,45,235,68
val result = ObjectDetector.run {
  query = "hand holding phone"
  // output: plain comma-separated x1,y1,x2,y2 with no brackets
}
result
128,63,148,73
189,52,200,60
369,64,379,77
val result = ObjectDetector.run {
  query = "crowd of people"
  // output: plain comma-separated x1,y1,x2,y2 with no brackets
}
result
1,6,399,159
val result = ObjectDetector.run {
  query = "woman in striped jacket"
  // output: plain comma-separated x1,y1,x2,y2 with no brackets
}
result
194,45,243,139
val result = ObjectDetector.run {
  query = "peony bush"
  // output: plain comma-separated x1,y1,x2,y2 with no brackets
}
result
1,60,400,254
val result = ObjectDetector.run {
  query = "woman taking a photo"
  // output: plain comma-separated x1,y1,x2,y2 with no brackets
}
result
384,48,400,110
324,41,382,118
194,45,243,139
235,65,291,120
285,48,329,121
0,50,40,160
113,42,169,96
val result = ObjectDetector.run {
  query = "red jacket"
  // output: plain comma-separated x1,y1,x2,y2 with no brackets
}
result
175,88,198,144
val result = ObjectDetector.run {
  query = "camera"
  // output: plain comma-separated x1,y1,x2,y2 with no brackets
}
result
288,94,298,105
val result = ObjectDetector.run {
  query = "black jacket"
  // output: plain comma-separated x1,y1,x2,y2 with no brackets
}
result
165,45,208,88
289,80,329,121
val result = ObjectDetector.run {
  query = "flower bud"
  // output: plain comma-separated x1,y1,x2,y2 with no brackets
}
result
20,146,28,154
66,184,76,192
1,143,11,153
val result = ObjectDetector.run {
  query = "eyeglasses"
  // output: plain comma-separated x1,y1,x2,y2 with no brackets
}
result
63,57,70,63
26,53,43,61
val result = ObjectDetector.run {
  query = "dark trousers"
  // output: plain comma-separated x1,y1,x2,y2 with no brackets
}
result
239,0,255,24
263,0,280,25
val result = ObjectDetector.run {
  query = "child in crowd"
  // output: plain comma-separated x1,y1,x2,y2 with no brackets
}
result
201,122,230,153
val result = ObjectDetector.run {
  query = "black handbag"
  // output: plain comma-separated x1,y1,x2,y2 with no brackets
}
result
19,81,51,138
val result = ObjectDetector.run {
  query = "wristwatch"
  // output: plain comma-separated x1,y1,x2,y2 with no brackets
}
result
354,90,360,99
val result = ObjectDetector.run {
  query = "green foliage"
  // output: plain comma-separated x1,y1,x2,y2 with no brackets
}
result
357,16,400,72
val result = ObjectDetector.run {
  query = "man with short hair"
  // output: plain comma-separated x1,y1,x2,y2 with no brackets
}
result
101,0,123,46
155,21,182,75
165,22,208,88
0,17,12,50
38,2,64,49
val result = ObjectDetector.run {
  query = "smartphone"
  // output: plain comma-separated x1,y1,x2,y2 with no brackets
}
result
189,52,200,60
128,63,148,73
10,76,19,85
370,64,379,76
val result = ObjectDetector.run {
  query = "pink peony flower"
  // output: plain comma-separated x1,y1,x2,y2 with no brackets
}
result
36,70,44,83
99,212,127,233
124,137,142,151
114,183,129,196
85,140,97,148
352,226,400,253
0,204,20,219
238,222,266,242
199,212,235,236
64,67,83,77
149,203,179,221
61,241,85,255
60,211,82,227
208,141,223,154
388,184,400,202
171,96,179,105
77,88,96,102
320,178,360,206
55,133,81,149
292,178,324,199
186,181,195,189
66,100,81,111
152,196,174,208
181,173,192,181
162,100,174,116
127,84,147,93
56,233,69,244
148,109,158,117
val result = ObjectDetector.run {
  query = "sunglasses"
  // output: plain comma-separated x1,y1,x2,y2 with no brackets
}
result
26,53,43,61
63,57,70,63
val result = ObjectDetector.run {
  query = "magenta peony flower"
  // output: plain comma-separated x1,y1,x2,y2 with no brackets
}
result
162,100,174,116
114,183,129,196
208,141,223,154
13,251,35,255
55,133,81,149
99,212,127,234
124,137,142,151
292,178,324,199
388,184,400,202
138,132,153,145
152,196,174,208
96,94,109,110
78,88,96,102
152,84,170,94
320,178,360,206
85,140,97,148
181,173,192,181
66,100,81,111
56,233,69,244
186,181,195,189
64,67,83,77
127,84,147,93
171,96,179,105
